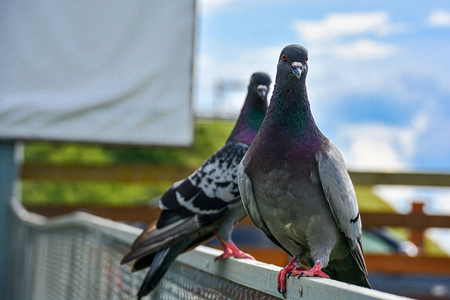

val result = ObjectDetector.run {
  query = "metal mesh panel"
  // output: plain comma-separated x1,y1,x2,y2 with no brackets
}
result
7,209,281,300
152,264,280,300
5,199,409,300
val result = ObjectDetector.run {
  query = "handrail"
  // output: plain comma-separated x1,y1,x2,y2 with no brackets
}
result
10,197,411,300
177,246,408,300
11,196,140,245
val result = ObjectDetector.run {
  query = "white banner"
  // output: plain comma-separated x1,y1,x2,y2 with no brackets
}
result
0,0,195,146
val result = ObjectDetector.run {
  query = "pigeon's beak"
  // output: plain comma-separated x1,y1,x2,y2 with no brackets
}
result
257,85,268,99
291,62,303,79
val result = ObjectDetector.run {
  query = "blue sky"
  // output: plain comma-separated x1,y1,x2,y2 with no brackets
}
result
193,0,450,253
194,0,450,173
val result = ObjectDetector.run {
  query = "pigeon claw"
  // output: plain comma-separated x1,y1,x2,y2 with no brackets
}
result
277,257,298,297
277,259,329,296
292,262,329,279
277,286,287,298
214,251,255,261
288,266,308,278
215,239,255,261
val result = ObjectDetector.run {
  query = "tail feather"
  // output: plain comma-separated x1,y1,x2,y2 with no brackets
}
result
324,253,371,288
121,216,199,265
132,253,155,272
133,217,197,249
137,242,188,298
348,237,371,288
137,247,171,298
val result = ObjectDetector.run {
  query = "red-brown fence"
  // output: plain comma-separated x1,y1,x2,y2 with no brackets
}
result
21,163,450,275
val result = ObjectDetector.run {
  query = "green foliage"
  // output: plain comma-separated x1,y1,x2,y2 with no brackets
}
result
22,181,166,207
22,119,235,206
24,142,113,165
355,186,395,213
24,119,235,168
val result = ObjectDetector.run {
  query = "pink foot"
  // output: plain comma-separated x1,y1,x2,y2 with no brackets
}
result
214,239,255,261
290,262,329,279
278,260,329,297
277,257,297,297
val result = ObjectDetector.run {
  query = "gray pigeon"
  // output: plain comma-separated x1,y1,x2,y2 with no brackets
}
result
238,45,370,297
121,72,271,298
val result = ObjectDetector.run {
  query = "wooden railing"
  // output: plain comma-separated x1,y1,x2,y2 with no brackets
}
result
24,203,450,275
21,163,450,275
23,203,450,229
21,163,450,186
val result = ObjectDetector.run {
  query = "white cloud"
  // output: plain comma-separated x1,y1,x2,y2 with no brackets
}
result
292,12,405,61
425,188,450,215
334,39,397,60
373,185,418,212
373,185,450,214
341,125,409,171
428,229,450,255
293,11,406,43
339,113,428,171
427,10,450,27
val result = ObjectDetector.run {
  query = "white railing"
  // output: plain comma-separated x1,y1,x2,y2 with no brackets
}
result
2,196,411,300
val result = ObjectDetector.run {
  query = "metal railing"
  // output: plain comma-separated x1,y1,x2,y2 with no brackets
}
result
3,196,410,300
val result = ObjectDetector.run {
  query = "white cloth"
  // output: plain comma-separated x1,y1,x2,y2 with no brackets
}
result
0,0,195,146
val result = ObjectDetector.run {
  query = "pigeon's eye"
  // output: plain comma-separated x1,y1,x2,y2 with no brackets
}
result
282,54,287,62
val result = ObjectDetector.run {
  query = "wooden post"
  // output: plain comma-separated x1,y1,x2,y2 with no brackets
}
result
409,201,426,256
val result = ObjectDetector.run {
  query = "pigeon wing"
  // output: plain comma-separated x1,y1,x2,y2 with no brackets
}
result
315,142,368,277
159,142,247,218
238,157,291,255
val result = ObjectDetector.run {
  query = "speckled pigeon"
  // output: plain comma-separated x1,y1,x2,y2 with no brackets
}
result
121,72,271,298
238,45,371,296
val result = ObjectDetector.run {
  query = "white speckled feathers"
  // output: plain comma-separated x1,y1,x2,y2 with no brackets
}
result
160,142,249,215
